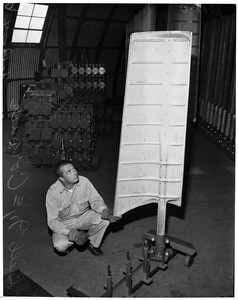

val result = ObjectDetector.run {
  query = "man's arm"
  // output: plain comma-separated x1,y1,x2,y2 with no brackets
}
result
45,188,70,236
86,178,121,223
86,179,108,213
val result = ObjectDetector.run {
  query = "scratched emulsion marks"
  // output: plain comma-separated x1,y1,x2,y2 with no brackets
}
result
3,99,32,295
4,269,53,296
113,31,192,217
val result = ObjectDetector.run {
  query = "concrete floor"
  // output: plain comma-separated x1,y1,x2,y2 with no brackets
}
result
3,110,235,297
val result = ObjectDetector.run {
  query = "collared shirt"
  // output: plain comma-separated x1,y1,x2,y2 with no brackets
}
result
45,175,107,235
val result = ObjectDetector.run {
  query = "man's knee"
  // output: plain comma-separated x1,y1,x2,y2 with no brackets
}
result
53,238,72,253
88,216,110,230
86,210,110,227
101,218,110,228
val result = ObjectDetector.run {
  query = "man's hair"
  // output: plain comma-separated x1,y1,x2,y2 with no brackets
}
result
54,160,70,178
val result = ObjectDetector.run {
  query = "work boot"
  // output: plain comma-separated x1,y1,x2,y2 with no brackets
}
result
87,243,103,256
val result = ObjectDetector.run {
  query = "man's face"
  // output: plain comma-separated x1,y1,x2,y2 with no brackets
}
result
59,163,79,185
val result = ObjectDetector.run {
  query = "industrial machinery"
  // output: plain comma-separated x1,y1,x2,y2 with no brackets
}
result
6,62,113,170
67,31,197,297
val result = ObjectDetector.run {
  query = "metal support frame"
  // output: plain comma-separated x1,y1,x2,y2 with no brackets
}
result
66,230,196,297
143,229,197,267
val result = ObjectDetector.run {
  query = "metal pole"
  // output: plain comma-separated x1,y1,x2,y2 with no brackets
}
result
155,200,167,261
107,265,113,297
143,240,148,272
126,251,132,287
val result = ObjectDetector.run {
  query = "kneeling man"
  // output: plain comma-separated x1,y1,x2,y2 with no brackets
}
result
45,160,120,256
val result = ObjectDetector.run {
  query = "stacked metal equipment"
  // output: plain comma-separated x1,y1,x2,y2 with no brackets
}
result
197,12,235,160
50,61,110,136
9,61,109,170
49,61,106,170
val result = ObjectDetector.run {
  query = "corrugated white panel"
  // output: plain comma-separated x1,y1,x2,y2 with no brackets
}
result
8,48,40,79
113,31,192,220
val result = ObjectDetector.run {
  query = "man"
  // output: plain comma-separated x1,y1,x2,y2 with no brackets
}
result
45,160,121,256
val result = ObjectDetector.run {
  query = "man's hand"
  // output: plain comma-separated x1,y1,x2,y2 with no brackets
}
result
68,229,89,246
101,208,122,223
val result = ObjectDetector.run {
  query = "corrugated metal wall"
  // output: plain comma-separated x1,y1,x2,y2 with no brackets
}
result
43,48,59,77
4,3,235,154
8,48,40,79
7,79,36,109
66,4,85,18
199,13,235,112
4,4,144,115
86,4,112,20
76,20,104,47
66,18,78,46
198,11,235,158
104,22,126,47
113,5,142,22
7,48,40,111
46,17,58,47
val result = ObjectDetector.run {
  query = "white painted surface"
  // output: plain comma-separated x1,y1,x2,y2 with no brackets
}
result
114,31,192,218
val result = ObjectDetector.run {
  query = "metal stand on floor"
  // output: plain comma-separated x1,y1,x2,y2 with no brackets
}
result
142,229,197,267
66,230,197,297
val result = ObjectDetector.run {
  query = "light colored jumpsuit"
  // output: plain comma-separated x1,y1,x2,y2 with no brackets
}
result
45,175,110,252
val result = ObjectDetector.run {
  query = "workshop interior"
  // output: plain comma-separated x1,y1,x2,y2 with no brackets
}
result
3,3,235,297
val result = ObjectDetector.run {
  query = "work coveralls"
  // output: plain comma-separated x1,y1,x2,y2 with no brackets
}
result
45,175,110,252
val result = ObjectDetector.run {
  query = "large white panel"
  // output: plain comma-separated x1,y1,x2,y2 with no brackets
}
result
114,31,192,217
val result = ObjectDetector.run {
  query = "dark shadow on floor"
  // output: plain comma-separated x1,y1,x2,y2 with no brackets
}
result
4,269,53,296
